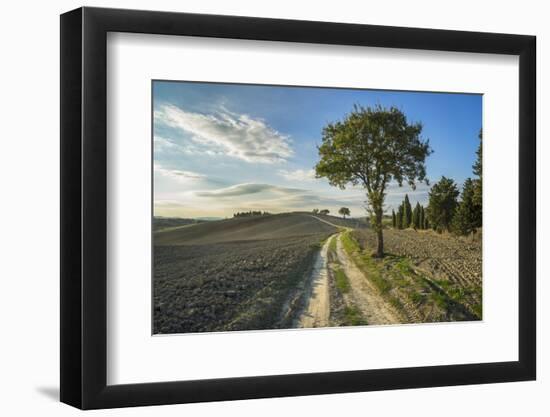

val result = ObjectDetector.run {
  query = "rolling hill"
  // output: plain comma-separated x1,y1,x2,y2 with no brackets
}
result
154,212,341,246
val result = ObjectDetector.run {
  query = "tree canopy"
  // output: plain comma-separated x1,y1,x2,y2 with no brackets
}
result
452,178,478,235
471,129,482,229
315,104,431,256
427,176,459,232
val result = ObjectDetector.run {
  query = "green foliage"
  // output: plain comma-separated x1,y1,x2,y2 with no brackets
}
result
449,130,482,236
341,231,360,255
328,235,338,255
315,104,431,256
338,207,351,219
412,202,421,229
473,129,482,179
427,176,459,232
343,306,368,326
452,178,479,235
397,205,404,229
392,209,396,228
312,208,319,214
419,205,425,230
319,209,330,215
233,211,271,217
334,268,351,293
403,194,412,228
472,129,483,228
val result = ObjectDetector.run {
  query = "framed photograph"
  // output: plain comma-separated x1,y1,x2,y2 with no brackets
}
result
60,7,536,409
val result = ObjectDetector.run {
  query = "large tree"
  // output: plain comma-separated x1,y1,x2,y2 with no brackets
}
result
315,105,431,257
427,176,459,232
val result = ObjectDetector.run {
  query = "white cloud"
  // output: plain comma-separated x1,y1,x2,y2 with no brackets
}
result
278,168,316,182
154,135,222,156
154,135,180,151
154,104,293,164
194,183,305,198
154,162,205,182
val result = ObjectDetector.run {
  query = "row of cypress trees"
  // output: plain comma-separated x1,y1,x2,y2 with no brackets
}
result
391,195,430,230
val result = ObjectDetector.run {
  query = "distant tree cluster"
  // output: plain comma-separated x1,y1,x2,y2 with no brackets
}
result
312,208,330,215
233,211,271,218
392,194,429,230
428,130,482,235
391,129,482,236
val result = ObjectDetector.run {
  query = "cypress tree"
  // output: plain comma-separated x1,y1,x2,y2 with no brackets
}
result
397,205,404,229
419,205,425,230
427,176,459,233
392,209,396,228
404,194,412,228
412,202,421,229
471,129,482,230
452,178,477,235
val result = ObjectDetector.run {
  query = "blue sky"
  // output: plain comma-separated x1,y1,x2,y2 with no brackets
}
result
153,81,482,219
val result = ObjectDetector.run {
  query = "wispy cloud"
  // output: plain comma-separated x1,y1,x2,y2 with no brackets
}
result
154,162,205,182
278,168,317,182
154,104,293,164
154,135,181,152
194,183,305,198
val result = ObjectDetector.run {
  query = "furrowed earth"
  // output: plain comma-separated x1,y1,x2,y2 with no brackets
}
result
153,213,482,334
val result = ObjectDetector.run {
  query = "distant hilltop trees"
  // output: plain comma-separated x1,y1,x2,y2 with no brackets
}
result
339,207,351,219
233,211,271,218
312,209,330,215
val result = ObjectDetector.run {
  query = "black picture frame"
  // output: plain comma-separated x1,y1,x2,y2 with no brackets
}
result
60,6,536,410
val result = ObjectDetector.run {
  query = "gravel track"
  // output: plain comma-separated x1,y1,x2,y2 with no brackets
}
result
334,234,401,325
296,235,334,328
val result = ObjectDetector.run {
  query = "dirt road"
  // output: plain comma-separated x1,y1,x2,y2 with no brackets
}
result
334,234,400,325
298,216,400,327
296,234,334,328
